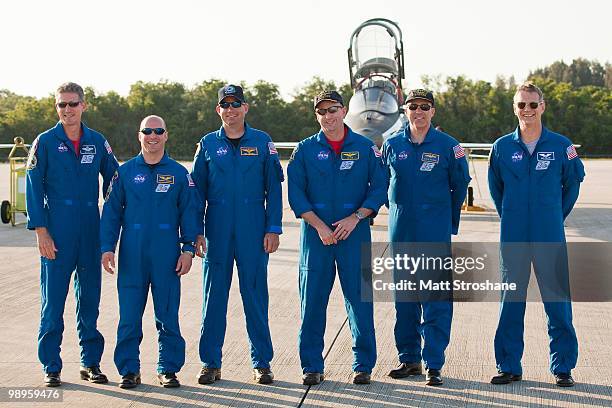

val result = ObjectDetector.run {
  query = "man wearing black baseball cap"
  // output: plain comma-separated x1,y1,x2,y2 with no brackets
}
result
191,84,284,385
382,88,470,386
288,89,388,385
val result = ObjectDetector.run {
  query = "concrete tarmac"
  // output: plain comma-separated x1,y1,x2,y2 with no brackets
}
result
0,160,610,407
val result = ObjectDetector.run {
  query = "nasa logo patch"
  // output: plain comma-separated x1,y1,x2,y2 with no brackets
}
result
317,150,330,160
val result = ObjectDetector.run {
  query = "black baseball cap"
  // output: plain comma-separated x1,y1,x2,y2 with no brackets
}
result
314,90,344,108
218,84,246,104
405,89,435,106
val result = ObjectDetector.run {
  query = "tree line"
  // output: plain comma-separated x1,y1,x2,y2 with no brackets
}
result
1,58,610,160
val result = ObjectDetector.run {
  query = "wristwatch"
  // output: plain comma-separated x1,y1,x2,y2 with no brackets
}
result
354,210,366,221
182,243,196,258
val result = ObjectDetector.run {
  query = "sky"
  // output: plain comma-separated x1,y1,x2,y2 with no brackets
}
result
1,0,610,100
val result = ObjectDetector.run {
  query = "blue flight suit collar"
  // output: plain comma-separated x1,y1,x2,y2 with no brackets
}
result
511,126,550,151
402,125,437,145
215,122,253,142
135,152,170,167
52,121,94,156
315,125,356,150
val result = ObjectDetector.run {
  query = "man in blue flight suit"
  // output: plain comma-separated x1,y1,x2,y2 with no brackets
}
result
287,90,388,386
26,82,118,387
489,82,584,387
100,115,200,389
382,89,470,386
191,85,283,385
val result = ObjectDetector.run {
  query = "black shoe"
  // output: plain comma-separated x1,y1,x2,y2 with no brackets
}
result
490,372,522,385
353,371,371,384
253,367,274,384
119,373,141,389
388,362,422,378
80,366,108,384
44,372,61,387
426,369,443,386
555,372,575,387
302,372,324,385
158,372,180,388
197,367,221,384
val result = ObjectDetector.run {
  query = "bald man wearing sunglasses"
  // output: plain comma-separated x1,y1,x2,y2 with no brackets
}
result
382,89,470,386
488,82,585,387
100,115,200,389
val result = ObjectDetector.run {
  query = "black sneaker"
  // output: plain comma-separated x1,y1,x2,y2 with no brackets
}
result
302,372,324,385
353,371,371,384
158,372,180,388
197,367,221,384
119,372,141,389
253,367,274,384
425,368,443,386
491,372,522,385
388,362,422,378
555,372,575,387
80,366,108,384
44,372,61,387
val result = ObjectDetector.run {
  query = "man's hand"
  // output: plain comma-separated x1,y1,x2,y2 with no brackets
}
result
317,224,338,246
332,215,359,241
35,227,58,259
176,252,193,276
263,233,280,253
101,251,116,274
195,235,206,258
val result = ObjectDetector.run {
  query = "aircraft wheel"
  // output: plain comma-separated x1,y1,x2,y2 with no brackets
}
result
1,201,11,224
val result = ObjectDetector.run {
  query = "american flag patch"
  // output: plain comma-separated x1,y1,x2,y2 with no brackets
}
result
453,144,465,159
566,145,578,160
371,145,382,158
104,140,112,154
186,174,195,187
268,142,278,155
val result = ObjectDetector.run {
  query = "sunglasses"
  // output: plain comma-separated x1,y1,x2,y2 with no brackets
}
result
219,101,243,109
407,103,432,111
56,101,81,108
315,105,343,115
516,101,541,109
140,127,166,135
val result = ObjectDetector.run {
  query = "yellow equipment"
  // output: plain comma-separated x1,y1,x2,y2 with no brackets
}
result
2,137,29,226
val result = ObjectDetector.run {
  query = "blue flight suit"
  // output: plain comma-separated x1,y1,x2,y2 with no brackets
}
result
191,124,283,369
488,127,584,375
25,121,119,373
100,153,200,375
382,126,470,370
287,126,388,374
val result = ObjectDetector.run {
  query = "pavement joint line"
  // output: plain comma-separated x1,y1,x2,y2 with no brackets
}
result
297,317,349,408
